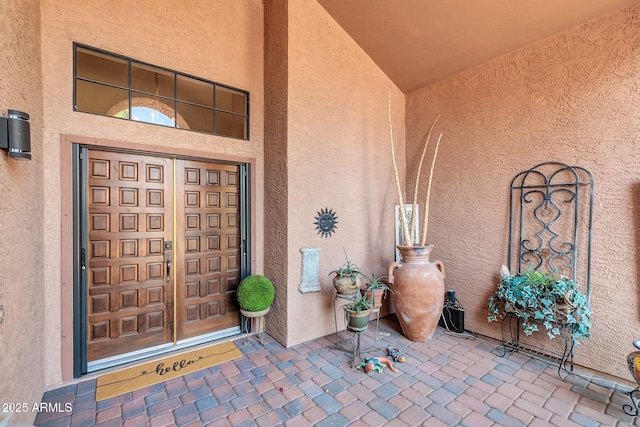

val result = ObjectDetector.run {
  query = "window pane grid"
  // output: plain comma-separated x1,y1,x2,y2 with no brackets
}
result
73,44,249,140
130,90,175,105
75,77,128,92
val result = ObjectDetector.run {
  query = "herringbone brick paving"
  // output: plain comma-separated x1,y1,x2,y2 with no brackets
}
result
31,316,640,426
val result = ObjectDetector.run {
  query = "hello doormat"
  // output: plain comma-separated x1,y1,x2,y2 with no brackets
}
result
95,341,243,401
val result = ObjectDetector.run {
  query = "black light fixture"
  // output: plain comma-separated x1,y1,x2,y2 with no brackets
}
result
0,110,31,160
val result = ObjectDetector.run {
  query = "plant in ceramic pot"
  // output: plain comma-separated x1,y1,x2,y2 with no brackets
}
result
360,273,392,309
387,94,446,342
487,267,591,341
329,250,363,296
342,292,373,332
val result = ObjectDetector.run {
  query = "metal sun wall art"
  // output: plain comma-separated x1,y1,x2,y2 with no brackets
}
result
314,208,338,238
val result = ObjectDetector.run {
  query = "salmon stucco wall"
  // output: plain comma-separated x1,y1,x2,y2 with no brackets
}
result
264,0,290,346
40,0,264,384
406,4,640,380
0,0,45,424
282,0,405,346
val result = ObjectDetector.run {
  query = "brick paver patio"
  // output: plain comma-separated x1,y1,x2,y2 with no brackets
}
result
30,316,640,426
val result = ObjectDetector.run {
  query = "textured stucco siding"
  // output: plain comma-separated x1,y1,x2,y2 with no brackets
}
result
406,4,640,379
264,0,290,346
284,0,405,346
40,0,264,384
0,0,45,424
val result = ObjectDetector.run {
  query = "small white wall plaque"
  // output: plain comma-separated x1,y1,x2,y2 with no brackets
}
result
299,247,321,293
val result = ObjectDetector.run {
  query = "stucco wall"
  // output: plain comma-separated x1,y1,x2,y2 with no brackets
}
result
283,0,405,346
406,4,640,379
0,0,45,424
264,0,290,346
40,0,264,384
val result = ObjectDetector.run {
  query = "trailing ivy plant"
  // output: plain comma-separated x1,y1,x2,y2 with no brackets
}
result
487,267,592,342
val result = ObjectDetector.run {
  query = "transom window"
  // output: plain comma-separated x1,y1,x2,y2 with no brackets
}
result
73,44,249,140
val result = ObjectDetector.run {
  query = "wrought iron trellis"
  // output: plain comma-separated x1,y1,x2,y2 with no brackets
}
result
508,161,594,295
502,161,594,377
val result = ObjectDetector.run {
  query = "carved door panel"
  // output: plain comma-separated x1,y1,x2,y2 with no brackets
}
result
86,150,174,362
175,160,241,340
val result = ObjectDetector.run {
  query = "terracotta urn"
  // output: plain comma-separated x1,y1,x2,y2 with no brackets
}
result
387,245,445,341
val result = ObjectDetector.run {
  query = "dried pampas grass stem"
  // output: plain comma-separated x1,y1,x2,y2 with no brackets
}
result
388,92,443,247
421,132,443,246
388,93,411,245
410,115,440,244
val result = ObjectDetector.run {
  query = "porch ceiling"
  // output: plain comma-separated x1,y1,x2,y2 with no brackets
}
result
316,0,640,93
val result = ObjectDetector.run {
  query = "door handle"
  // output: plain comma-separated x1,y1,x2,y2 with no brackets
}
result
164,241,173,281
164,251,172,281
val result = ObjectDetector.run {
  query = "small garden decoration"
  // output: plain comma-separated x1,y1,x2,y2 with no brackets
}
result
237,275,275,312
314,207,338,238
487,267,592,342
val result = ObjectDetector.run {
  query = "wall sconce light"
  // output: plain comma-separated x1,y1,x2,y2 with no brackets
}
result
0,110,31,160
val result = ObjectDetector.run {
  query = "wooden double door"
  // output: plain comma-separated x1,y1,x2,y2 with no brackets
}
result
81,149,247,366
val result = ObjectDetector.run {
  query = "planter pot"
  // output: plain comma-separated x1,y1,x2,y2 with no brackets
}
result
240,306,270,319
387,245,445,341
240,306,270,334
333,274,360,296
344,308,371,332
361,288,386,309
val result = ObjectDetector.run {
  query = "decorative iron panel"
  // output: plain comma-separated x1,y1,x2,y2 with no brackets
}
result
508,162,594,300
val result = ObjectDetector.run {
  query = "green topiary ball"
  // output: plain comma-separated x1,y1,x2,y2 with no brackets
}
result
237,275,275,311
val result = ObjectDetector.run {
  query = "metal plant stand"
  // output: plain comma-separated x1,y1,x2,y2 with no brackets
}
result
500,162,593,377
500,312,576,379
624,388,640,417
624,344,640,416
241,307,269,346
333,293,381,367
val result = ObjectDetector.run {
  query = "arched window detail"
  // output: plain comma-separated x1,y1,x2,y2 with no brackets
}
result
107,98,190,130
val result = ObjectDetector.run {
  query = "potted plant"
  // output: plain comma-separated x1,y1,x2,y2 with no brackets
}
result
487,267,592,341
342,292,373,332
329,249,363,296
387,95,446,342
360,273,392,309
237,275,275,345
237,274,275,314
